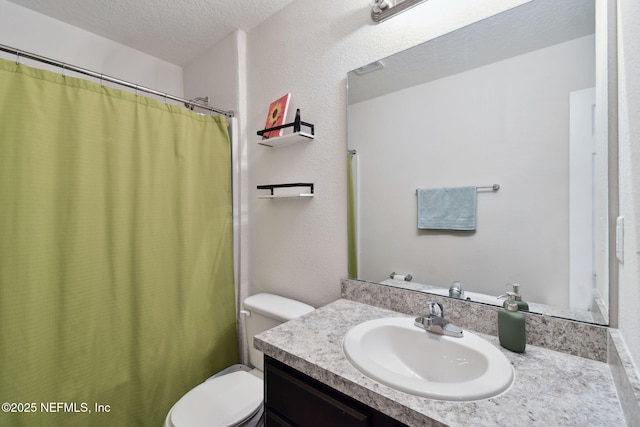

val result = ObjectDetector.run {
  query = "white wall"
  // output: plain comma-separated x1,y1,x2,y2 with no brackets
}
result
183,32,240,114
349,36,595,307
0,0,183,97
617,0,640,372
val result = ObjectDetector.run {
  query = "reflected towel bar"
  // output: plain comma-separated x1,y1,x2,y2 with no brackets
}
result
415,184,500,194
478,184,500,191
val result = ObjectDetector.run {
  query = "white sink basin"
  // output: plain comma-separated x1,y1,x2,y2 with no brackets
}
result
343,317,514,401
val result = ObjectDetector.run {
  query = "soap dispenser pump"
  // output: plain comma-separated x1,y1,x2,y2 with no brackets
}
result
498,292,526,353
504,283,529,311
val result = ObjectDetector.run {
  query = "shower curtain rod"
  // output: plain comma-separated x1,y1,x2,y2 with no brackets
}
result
0,43,234,118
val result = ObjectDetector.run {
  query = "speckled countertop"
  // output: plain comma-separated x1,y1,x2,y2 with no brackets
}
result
254,299,625,427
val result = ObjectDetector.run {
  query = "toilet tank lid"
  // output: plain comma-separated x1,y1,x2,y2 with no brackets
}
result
243,293,314,322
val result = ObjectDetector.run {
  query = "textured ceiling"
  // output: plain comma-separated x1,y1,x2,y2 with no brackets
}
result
6,0,297,65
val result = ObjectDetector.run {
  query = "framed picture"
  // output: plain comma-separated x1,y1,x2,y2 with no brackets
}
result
262,93,291,139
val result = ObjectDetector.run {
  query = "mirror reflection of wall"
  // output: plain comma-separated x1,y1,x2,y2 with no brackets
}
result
347,0,611,325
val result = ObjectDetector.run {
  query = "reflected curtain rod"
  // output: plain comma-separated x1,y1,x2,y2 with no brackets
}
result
0,43,234,118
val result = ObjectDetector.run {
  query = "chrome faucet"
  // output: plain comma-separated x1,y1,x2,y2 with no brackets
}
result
414,301,463,338
448,281,464,299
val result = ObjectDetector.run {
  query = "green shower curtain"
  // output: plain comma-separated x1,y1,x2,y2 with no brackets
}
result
347,153,358,278
0,58,237,427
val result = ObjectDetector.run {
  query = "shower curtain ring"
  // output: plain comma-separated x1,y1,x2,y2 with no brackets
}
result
15,51,20,65
62,63,66,78
135,85,139,96
100,74,104,87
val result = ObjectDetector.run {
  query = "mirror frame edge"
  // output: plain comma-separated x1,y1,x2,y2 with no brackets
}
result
607,0,619,329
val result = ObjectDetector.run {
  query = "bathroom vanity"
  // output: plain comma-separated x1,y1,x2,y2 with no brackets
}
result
255,298,626,426
264,356,406,426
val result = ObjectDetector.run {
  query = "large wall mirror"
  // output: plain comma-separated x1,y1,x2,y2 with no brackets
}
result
347,0,617,325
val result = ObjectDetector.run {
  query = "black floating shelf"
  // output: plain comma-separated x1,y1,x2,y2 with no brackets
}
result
257,183,314,199
257,109,315,148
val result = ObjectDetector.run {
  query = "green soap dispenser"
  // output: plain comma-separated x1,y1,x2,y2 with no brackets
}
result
498,292,526,353
504,283,529,311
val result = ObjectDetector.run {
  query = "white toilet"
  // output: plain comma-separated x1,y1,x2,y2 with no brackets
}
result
163,293,314,427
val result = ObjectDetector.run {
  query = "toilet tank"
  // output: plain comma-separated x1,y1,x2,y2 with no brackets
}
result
243,293,314,371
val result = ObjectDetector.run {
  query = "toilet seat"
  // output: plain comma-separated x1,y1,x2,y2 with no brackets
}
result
170,370,263,427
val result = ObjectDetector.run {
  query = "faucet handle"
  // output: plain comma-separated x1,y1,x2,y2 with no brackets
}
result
449,280,463,298
425,301,443,317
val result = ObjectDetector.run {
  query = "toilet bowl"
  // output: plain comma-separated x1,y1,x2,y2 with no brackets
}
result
163,365,263,427
163,293,314,427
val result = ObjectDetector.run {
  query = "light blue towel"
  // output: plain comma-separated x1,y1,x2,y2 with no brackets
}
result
417,186,477,230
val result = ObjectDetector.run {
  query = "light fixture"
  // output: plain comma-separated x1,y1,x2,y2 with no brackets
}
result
370,0,428,23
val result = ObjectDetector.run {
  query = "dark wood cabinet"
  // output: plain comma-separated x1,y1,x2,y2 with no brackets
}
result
264,356,408,427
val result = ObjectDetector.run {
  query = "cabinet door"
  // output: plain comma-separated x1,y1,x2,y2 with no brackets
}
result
265,358,369,427
265,409,295,427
